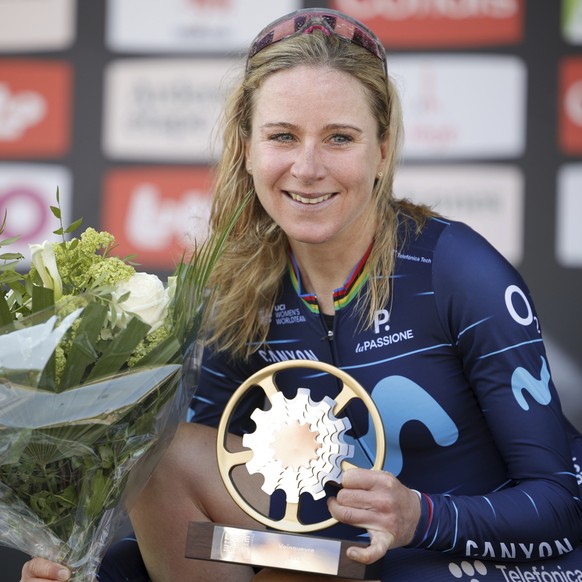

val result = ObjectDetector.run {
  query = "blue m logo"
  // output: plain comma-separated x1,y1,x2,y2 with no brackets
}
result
347,375,459,476
511,356,551,411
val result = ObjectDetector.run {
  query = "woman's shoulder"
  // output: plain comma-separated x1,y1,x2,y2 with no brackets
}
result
398,213,507,265
396,213,524,294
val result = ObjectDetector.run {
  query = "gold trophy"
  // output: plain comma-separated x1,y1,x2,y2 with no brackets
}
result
185,360,386,579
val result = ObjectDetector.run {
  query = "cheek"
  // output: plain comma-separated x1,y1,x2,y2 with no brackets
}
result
253,189,281,226
251,171,278,207
331,159,374,190
253,150,290,184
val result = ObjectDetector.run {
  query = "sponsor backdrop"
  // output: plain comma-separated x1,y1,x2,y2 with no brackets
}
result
0,0,581,577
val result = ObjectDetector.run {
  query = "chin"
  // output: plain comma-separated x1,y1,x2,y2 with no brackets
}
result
288,235,333,246
282,223,338,246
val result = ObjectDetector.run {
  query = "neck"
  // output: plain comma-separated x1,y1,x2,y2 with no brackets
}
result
290,236,373,315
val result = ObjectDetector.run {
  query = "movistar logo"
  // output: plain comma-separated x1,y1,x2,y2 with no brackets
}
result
346,375,458,475
511,356,551,411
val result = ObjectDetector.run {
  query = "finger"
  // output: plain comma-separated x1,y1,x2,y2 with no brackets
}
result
21,558,71,581
336,486,380,510
342,468,393,490
347,531,395,565
327,497,390,531
328,496,381,530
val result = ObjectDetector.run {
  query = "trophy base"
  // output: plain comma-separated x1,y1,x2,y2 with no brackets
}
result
185,522,381,580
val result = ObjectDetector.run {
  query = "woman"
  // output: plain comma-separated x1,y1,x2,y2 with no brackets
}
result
22,8,582,582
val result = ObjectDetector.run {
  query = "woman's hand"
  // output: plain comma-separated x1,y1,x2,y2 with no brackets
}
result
327,468,421,565
20,558,72,582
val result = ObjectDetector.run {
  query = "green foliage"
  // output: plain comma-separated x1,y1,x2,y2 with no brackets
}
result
0,194,245,580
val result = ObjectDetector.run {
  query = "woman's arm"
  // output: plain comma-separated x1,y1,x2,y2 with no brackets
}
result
419,221,582,559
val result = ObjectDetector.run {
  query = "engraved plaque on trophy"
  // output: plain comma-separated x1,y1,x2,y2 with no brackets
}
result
185,360,386,579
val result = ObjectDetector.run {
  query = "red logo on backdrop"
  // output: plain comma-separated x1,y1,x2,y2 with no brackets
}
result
331,0,524,47
0,60,72,157
559,57,582,155
103,167,214,271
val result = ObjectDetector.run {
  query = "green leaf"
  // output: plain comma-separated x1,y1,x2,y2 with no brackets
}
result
50,205,62,219
59,302,109,390
85,317,151,381
0,235,21,247
31,285,55,313
0,261,21,274
29,288,58,389
83,469,111,518
5,277,25,294
55,485,78,507
0,252,24,260
133,335,181,367
65,218,83,234
0,293,12,328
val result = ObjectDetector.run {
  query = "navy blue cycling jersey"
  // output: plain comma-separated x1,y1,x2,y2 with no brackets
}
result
190,217,582,580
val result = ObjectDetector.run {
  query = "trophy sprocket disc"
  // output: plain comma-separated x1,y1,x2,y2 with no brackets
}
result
242,388,354,503
216,359,386,533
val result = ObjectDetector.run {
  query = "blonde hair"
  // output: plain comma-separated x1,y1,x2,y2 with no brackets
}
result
208,31,433,359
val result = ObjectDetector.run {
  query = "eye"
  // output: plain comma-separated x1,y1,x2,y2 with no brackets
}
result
269,132,295,143
329,133,353,145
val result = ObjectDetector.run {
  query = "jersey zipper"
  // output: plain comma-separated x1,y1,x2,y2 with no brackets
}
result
318,308,337,366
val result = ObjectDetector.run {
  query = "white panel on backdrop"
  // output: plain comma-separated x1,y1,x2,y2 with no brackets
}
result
0,164,72,263
563,0,582,44
394,164,524,264
103,59,238,161
391,55,527,160
556,164,582,267
105,0,300,53
0,0,76,52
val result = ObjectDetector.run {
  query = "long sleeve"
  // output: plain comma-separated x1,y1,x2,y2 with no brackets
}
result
411,221,582,560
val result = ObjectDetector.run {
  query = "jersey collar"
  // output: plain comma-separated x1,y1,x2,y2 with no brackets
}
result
288,242,373,314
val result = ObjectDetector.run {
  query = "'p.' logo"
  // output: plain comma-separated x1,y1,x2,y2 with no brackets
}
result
373,309,390,334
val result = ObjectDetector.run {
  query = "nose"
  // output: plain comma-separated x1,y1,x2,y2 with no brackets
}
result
290,142,326,183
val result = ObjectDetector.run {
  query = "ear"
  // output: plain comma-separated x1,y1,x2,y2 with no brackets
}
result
377,135,389,174
244,142,252,174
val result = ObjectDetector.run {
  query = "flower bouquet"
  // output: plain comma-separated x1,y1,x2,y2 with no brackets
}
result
0,194,241,581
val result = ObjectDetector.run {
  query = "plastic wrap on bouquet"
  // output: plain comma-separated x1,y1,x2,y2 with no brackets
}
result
0,303,197,581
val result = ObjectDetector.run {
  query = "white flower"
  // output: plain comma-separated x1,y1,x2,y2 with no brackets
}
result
30,241,63,300
111,272,169,333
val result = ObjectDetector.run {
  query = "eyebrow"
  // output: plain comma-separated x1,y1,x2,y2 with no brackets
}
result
259,122,364,133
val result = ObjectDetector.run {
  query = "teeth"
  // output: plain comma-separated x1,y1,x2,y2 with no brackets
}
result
289,192,332,204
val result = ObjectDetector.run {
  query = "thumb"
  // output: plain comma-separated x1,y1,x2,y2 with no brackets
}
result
347,531,394,565
22,558,71,581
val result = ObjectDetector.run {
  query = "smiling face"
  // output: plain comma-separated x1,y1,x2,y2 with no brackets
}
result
245,65,388,254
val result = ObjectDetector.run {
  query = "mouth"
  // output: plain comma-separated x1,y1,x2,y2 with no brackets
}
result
287,191,335,204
